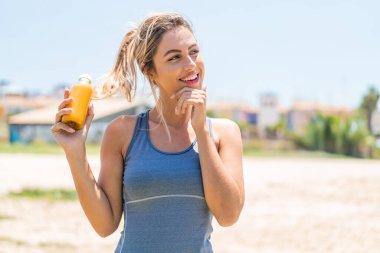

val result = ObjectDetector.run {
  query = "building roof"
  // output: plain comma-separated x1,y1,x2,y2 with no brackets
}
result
9,96,153,125
207,101,257,113
290,101,354,114
1,95,59,109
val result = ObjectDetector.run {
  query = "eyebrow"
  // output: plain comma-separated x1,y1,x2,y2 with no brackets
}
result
163,44,198,57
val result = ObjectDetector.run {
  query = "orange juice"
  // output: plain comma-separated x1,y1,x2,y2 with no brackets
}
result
62,74,93,130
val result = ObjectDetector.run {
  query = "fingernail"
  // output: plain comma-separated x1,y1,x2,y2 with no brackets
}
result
170,94,175,99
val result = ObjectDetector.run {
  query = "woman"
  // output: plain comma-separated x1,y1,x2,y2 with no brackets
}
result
51,12,244,253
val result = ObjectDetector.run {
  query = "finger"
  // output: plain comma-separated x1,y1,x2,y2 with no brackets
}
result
187,104,194,115
175,96,184,115
171,87,186,100
55,108,73,123
51,122,75,134
181,95,205,114
180,99,203,114
87,103,94,116
58,97,73,110
174,87,206,100
84,104,95,129
175,91,191,115
171,87,197,100
177,92,206,114
64,88,70,99
181,88,203,98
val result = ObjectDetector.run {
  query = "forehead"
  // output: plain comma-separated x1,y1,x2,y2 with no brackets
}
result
157,27,197,54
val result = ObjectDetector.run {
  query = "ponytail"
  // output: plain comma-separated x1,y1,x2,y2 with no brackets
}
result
93,28,138,101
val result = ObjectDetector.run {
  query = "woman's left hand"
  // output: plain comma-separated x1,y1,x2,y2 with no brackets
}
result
171,85,207,132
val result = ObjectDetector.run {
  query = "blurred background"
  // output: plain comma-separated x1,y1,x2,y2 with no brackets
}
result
1,1,380,252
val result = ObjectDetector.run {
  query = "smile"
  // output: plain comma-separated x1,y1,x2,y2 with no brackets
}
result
179,73,200,85
180,73,198,81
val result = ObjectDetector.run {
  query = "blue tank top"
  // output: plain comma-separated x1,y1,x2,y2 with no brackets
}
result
114,109,214,253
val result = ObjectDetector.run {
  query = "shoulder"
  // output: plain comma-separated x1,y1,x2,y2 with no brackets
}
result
104,114,138,137
209,118,241,135
208,118,241,150
102,114,140,158
107,114,139,130
210,117,239,130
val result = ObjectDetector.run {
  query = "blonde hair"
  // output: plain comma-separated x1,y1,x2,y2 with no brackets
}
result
94,12,195,140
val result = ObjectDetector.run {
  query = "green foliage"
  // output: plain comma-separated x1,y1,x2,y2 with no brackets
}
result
0,236,28,246
0,213,14,220
360,86,379,112
265,117,287,139
206,110,217,118
8,188,77,201
292,112,376,158
0,142,100,155
360,85,380,133
243,147,352,159
291,85,380,158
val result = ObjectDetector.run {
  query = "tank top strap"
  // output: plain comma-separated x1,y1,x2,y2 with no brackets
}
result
124,109,150,160
206,117,216,145
138,109,150,129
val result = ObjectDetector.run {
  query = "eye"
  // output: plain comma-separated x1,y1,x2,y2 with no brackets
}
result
191,49,199,55
168,55,180,61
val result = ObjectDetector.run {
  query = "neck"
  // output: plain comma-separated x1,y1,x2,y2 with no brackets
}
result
150,93,192,129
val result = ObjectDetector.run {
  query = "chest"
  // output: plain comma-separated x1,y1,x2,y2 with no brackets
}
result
124,152,205,201
148,123,197,153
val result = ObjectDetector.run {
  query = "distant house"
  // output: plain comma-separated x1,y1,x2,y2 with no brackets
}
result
287,101,354,134
8,97,153,144
287,104,317,134
3,94,58,115
207,101,257,125
206,101,257,139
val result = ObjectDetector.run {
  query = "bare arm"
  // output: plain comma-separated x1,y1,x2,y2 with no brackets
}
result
65,119,124,237
195,119,245,227
171,87,245,226
51,89,128,237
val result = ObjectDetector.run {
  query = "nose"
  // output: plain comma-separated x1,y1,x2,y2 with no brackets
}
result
183,55,197,71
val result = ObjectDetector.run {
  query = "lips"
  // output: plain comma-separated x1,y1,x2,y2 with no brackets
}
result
179,72,198,81
179,74,200,86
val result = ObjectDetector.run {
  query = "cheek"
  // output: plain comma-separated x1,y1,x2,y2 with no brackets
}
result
155,65,176,81
157,71,182,88
196,55,205,69
197,60,205,78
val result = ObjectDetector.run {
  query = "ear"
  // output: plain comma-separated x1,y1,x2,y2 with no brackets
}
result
147,70,158,84
142,63,158,84
149,72,156,80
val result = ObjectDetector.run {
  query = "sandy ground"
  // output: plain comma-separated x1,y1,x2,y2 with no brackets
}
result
1,154,380,253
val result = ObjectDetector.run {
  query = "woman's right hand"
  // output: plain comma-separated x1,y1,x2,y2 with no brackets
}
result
51,88,94,153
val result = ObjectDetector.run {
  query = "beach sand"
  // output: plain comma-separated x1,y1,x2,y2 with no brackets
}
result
1,154,380,252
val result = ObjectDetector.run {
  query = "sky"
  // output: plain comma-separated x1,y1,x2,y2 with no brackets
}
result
1,0,379,109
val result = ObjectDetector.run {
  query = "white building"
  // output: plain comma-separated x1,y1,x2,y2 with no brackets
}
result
257,94,280,136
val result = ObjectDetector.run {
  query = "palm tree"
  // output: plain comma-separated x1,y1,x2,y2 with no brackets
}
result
360,86,379,133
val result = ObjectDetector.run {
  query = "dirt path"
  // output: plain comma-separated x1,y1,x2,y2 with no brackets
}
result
1,154,380,252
